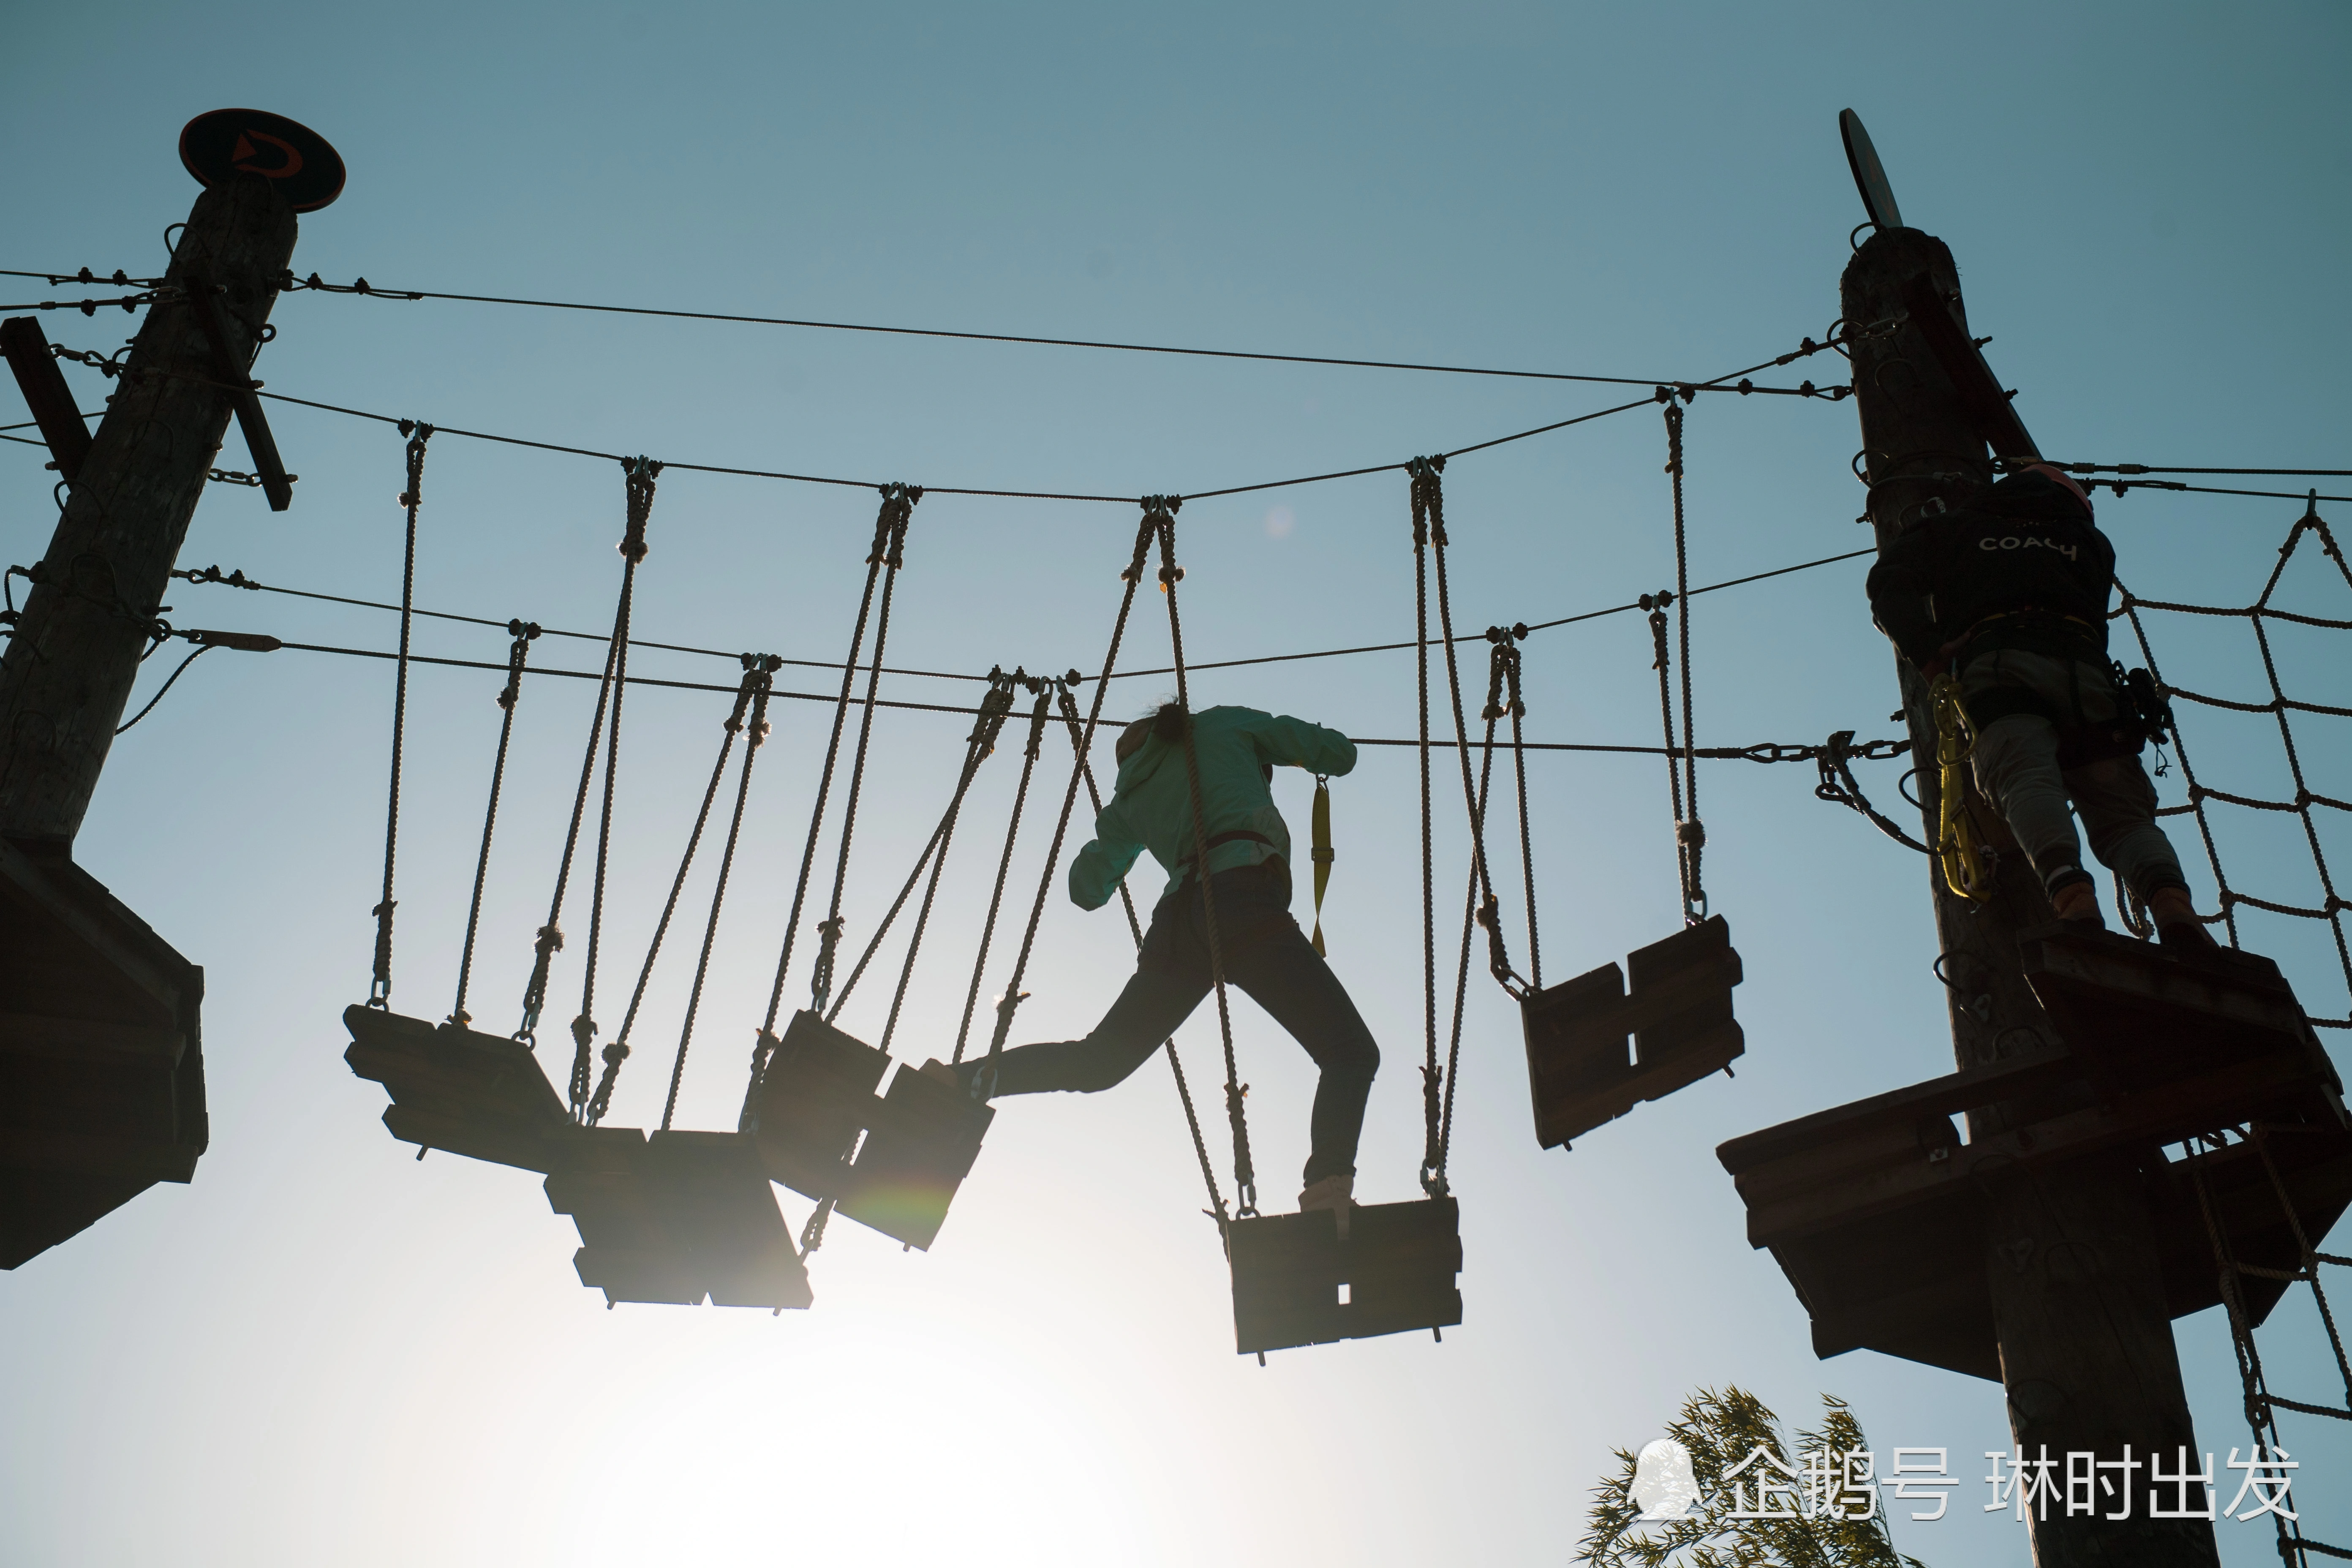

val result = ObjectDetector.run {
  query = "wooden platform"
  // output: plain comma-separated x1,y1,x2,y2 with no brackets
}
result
1521,916,1742,1150
342,1004,574,1173
545,1128,811,1311
1228,1196,1462,1356
750,1011,992,1251
0,836,206,1269
1719,926,2349,1381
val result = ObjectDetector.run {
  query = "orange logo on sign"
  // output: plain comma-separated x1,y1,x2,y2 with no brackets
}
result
231,129,304,179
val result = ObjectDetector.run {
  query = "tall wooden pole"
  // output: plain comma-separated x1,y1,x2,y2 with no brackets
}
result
0,174,297,841
1844,229,2218,1565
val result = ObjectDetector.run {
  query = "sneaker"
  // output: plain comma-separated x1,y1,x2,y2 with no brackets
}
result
922,1057,996,1100
2049,878,2103,926
2158,919,2220,954
1298,1174,1356,1242
2148,887,2219,953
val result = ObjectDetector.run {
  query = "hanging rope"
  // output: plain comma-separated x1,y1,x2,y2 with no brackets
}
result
1149,498,1259,1219
1662,398,1707,924
368,419,431,1007
822,667,1018,1032
450,619,541,1027
869,671,1020,1054
810,484,919,1018
1051,679,1228,1224
742,483,917,1125
1408,455,1445,1198
562,456,658,1113
516,602,621,1054
951,676,1053,1065
1492,626,1542,990
662,656,780,1131
581,659,760,1126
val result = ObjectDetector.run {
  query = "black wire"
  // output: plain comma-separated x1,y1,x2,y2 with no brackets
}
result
172,568,990,680
114,644,210,733
267,273,1852,394
268,634,1898,758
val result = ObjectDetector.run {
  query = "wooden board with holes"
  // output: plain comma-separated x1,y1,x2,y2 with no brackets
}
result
1522,916,1743,1149
1228,1196,1462,1356
343,1003,575,1174
833,1062,993,1252
751,1010,889,1200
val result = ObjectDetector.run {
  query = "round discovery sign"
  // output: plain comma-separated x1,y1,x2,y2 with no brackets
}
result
179,109,346,212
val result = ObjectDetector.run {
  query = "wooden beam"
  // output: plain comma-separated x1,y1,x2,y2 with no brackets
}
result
0,317,92,481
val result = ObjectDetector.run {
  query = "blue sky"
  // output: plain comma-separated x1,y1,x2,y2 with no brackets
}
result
5,3,2349,1564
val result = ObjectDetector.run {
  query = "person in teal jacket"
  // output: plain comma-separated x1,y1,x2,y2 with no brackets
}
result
956,701,1377,1225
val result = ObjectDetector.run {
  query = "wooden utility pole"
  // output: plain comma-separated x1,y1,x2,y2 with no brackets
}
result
0,176,297,836
0,163,302,1267
1845,226,2219,1565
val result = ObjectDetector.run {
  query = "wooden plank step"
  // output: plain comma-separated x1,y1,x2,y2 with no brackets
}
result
1228,1196,1462,1356
750,1010,889,1200
344,1004,576,1172
833,1061,992,1252
546,1128,810,1311
1522,916,1743,1151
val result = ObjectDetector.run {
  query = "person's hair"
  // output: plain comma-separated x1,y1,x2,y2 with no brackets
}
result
1115,700,1189,764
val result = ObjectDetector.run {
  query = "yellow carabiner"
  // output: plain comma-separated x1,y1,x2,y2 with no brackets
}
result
1929,674,1994,902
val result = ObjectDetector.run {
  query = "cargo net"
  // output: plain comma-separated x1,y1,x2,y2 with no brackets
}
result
2183,1121,2352,1564
2117,498,2352,1030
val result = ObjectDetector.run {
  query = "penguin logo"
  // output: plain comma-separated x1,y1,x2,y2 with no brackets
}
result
1629,1437,1702,1521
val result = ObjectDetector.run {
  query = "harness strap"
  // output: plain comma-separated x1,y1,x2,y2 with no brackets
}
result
1176,827,1274,870
1309,776,1332,956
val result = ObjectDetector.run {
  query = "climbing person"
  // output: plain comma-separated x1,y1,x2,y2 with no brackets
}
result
946,702,1378,1225
1865,462,2216,949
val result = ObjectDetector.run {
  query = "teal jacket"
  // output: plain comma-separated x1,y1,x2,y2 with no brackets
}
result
1068,706,1357,910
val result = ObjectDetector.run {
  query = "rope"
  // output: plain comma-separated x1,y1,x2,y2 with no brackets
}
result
871,673,1019,1054
368,420,430,1007
516,605,620,1054
742,485,914,1126
1051,681,1228,1222
1500,629,1541,989
1640,587,1691,915
2115,498,2352,1027
810,485,920,1016
951,680,1053,1065
976,671,1094,1071
662,656,779,1130
822,670,1015,1025
558,457,657,1113
1153,504,1257,1217
1409,457,1443,1198
585,660,758,1127
449,620,540,1027
1663,400,1706,924
2185,1124,2352,1563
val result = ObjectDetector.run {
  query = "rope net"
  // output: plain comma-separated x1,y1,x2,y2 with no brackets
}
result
2119,498,2352,1029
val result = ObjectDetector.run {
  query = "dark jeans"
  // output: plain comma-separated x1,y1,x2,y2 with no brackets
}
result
983,862,1380,1187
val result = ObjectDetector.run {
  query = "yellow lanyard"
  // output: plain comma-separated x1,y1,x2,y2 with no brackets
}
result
1310,774,1334,955
1929,675,1994,902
